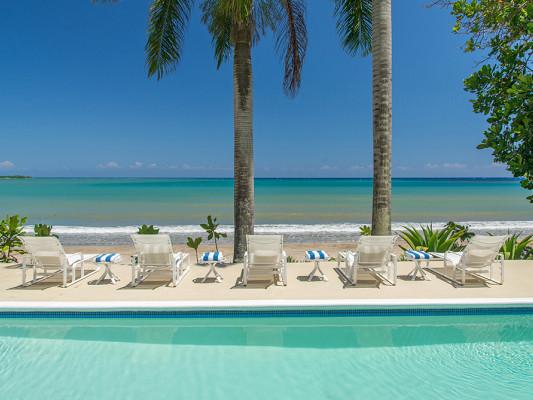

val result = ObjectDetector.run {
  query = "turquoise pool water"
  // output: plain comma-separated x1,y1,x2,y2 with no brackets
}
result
1,313,532,399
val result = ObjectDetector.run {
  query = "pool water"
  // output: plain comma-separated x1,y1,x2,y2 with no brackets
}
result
0,313,532,399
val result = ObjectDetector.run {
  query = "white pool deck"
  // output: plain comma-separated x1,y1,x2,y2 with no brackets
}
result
0,260,532,310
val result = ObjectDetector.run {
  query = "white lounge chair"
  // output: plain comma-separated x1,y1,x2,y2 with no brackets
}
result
443,235,506,285
130,234,190,287
341,235,397,286
243,235,287,286
20,236,99,288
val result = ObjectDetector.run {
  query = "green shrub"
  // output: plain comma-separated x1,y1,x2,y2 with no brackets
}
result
286,255,298,263
399,223,469,252
359,225,371,236
137,224,160,234
0,215,27,262
34,224,57,237
200,215,226,252
497,233,533,260
186,236,203,263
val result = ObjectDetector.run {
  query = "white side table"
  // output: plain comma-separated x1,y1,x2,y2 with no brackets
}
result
199,251,224,283
95,253,121,285
404,250,442,281
305,250,330,281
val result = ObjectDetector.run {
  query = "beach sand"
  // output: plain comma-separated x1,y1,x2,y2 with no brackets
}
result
64,242,394,262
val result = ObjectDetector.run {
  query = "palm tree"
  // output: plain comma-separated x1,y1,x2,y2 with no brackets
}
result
146,0,307,261
335,0,392,235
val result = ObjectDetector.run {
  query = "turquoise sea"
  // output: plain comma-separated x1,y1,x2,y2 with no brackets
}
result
0,178,531,244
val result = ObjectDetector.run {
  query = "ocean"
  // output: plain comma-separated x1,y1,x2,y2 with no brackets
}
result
0,178,531,245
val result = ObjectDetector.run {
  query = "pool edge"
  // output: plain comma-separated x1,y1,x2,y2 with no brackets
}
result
1,297,532,312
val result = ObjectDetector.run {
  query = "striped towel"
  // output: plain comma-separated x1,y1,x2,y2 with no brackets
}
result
201,251,223,262
306,250,329,260
95,253,121,263
405,250,432,260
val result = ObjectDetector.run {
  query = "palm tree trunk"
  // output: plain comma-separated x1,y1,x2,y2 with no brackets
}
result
233,24,254,262
371,0,392,235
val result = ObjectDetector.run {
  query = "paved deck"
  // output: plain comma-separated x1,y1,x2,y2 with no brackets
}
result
1,259,532,308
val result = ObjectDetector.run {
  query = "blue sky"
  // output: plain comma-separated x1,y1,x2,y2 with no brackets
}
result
0,0,509,178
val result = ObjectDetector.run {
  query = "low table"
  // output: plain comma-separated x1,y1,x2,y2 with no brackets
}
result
404,250,444,281
305,250,330,281
94,253,121,285
199,251,224,283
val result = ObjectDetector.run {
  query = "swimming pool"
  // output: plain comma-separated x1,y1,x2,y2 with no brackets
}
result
1,308,532,399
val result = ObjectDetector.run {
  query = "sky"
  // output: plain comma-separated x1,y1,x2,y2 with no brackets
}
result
0,0,510,178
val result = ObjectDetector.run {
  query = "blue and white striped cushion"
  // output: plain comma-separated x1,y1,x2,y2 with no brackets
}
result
95,253,121,263
405,250,432,260
306,250,329,260
201,251,222,262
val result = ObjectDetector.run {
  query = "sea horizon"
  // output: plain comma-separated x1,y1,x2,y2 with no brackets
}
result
2,177,530,245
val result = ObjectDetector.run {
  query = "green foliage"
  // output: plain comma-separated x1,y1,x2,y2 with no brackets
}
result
399,223,470,252
334,0,372,56
286,255,298,263
0,215,27,262
496,232,533,260
34,224,57,237
444,221,475,242
147,0,307,96
200,215,227,252
447,0,533,201
186,236,203,263
359,225,371,236
146,0,194,80
137,224,160,234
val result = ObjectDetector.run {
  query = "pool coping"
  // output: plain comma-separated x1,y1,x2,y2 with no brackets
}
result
1,297,532,312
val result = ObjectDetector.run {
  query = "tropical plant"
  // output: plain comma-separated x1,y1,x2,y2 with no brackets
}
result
145,0,307,262
444,221,475,242
0,215,27,262
34,224,57,237
286,255,298,263
200,215,227,252
441,0,532,202
494,232,533,260
186,236,203,263
399,223,467,253
335,0,393,234
359,225,371,236
137,224,160,234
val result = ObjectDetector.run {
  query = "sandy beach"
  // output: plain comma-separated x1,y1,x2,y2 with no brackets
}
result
63,241,404,262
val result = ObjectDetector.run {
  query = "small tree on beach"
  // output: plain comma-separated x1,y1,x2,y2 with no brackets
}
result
335,0,393,235
200,215,227,251
145,0,307,261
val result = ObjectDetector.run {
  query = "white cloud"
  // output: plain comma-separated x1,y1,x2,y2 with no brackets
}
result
130,161,143,169
97,161,120,169
320,165,338,171
148,163,158,169
0,160,14,169
350,164,370,170
425,162,466,169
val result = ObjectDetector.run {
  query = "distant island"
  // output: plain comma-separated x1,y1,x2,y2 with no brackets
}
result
0,175,31,179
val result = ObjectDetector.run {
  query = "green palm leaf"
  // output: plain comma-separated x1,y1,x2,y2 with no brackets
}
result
334,0,372,57
146,0,194,79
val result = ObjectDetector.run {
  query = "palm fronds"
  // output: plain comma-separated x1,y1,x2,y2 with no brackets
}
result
276,0,307,96
334,0,372,56
146,0,194,79
201,0,234,68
